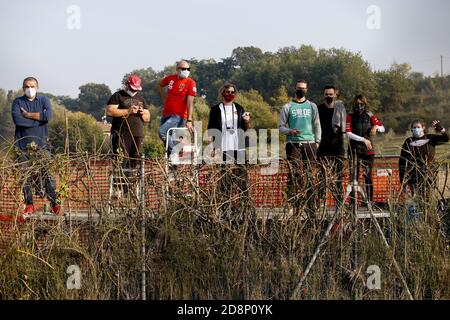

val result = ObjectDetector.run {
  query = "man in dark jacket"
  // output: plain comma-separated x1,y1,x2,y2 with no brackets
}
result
11,76,61,218
317,85,347,204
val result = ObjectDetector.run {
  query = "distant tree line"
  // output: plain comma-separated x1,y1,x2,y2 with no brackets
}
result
1,45,449,156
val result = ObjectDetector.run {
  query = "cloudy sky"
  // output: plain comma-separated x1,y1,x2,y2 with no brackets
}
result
0,0,449,97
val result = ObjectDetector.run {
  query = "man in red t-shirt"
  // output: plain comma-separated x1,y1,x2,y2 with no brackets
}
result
157,60,197,156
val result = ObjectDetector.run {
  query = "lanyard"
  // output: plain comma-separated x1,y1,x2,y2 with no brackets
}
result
223,103,236,130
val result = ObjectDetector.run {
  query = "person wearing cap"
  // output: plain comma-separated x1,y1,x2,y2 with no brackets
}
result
157,60,197,156
106,75,150,169
11,76,62,219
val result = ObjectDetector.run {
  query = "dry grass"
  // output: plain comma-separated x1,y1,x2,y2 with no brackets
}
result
0,152,449,300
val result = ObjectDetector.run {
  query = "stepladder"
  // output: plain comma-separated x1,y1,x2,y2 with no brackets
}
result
164,127,200,197
108,163,141,215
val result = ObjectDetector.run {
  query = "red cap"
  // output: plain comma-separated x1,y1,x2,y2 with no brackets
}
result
127,75,142,91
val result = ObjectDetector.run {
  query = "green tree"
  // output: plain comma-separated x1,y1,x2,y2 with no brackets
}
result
375,63,414,113
0,89,15,148
49,103,107,154
234,90,278,129
142,104,165,158
309,48,379,109
269,85,290,111
232,46,264,67
77,83,112,120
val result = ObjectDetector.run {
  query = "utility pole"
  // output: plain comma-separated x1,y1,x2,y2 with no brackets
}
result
441,55,444,77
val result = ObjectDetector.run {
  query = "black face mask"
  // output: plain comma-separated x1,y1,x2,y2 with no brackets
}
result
296,89,307,99
325,96,334,104
354,104,365,113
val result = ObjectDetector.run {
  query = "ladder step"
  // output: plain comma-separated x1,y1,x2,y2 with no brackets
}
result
356,211,390,219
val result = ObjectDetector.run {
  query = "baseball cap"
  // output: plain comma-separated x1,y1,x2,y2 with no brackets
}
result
127,75,142,91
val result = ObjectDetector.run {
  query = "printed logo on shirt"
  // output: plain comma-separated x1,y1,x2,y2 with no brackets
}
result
123,98,143,108
168,80,175,90
291,108,311,118
193,86,197,93
410,139,430,147
179,84,185,91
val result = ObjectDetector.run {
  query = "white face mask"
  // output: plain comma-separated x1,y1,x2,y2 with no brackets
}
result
126,90,137,97
25,88,37,98
179,70,190,79
412,128,424,138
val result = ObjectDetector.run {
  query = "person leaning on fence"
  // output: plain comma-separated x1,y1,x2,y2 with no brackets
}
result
106,75,151,170
399,119,449,199
317,85,347,205
279,79,321,213
11,76,62,219
157,60,197,157
345,94,385,207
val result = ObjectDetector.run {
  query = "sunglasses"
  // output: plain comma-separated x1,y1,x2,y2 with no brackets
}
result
178,67,190,71
224,90,236,95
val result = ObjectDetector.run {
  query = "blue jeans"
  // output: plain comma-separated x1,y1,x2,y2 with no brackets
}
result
158,115,187,155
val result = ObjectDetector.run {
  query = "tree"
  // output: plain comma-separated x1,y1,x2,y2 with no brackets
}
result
232,46,264,67
49,102,107,154
193,97,210,129
189,59,222,104
269,86,290,111
375,63,414,112
57,95,79,111
77,83,112,120
142,104,165,158
234,90,278,130
0,89,15,148
309,48,379,109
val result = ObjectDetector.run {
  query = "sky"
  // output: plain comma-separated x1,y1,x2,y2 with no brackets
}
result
0,0,449,98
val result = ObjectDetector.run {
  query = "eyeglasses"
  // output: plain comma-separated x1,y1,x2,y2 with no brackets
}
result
178,67,190,71
224,91,236,95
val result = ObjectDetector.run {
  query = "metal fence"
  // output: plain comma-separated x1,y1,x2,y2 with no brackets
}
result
1,155,449,219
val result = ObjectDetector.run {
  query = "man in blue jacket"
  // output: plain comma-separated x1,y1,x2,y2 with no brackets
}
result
11,77,62,218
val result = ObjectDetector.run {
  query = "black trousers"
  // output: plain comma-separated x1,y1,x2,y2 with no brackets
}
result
317,155,344,204
317,137,344,205
111,131,143,169
220,150,247,193
350,152,375,202
406,167,437,201
286,142,318,212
